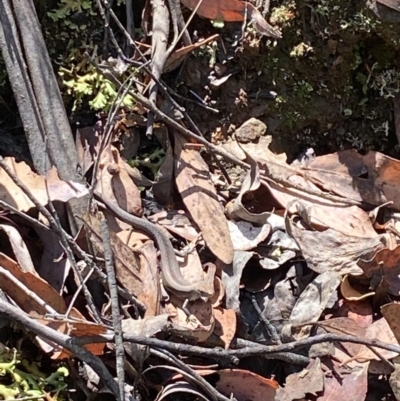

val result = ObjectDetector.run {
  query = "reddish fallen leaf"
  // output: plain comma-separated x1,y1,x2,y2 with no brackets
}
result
0,253,68,315
164,34,219,73
381,303,400,343
355,318,399,361
180,0,281,37
235,137,379,238
318,317,366,357
174,133,234,264
335,299,373,329
276,358,324,401
303,150,400,210
95,144,142,216
340,275,375,301
358,246,400,296
317,361,368,401
213,307,237,348
134,241,161,317
216,369,278,401
34,318,107,359
0,158,87,211
165,298,215,342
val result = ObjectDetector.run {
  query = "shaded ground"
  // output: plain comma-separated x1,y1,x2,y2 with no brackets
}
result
174,1,400,161
1,1,400,165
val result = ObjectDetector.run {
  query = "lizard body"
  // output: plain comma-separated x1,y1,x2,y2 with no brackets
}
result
94,192,215,301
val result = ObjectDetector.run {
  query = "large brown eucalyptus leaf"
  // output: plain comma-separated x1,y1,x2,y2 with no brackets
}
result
174,134,233,264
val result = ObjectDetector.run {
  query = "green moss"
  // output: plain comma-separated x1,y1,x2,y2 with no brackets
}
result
250,0,400,155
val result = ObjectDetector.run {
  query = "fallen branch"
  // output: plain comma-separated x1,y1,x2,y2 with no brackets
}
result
0,298,120,399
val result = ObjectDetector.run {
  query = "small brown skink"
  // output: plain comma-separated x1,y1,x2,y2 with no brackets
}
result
94,191,215,301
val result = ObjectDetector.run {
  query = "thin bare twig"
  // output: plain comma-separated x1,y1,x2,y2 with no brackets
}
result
0,196,142,314
165,0,204,60
101,217,125,401
149,348,232,401
0,157,102,323
76,331,400,362
233,338,310,366
247,293,281,345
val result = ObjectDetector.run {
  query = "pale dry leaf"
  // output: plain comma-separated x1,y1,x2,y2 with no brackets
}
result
209,273,225,308
287,218,384,275
123,161,153,188
0,158,88,211
308,326,336,359
389,362,400,401
151,210,200,242
221,250,253,310
0,224,35,274
332,345,367,369
287,271,341,340
274,265,312,320
46,167,88,202
166,299,215,342
111,165,142,216
258,230,298,271
267,178,378,237
228,220,271,251
240,136,288,165
164,34,219,73
174,133,233,264
122,314,170,362
239,139,378,237
179,245,210,284
219,138,247,161
95,151,115,205
134,241,161,317
122,314,170,336
226,154,274,225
